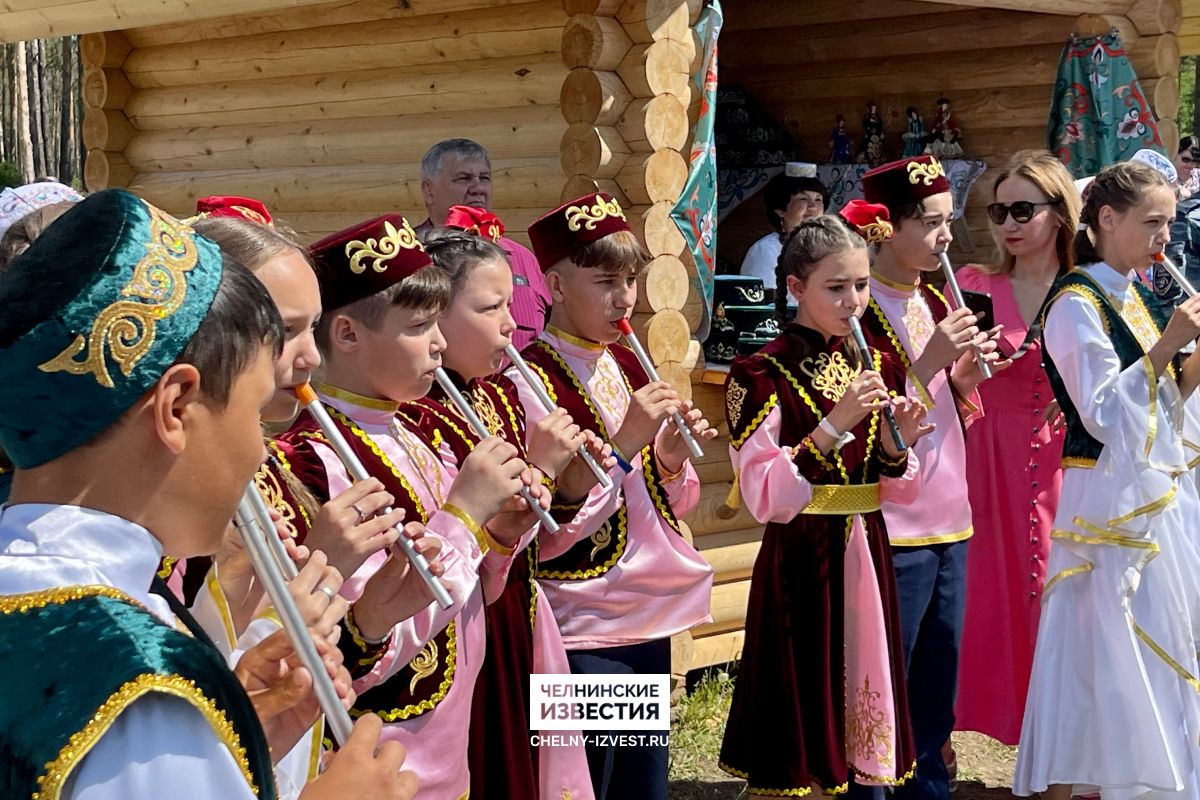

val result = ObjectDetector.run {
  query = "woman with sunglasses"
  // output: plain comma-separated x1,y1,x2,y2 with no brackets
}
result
952,150,1079,746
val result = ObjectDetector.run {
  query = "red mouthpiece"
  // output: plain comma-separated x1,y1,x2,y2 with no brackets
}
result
616,319,634,335
293,383,318,404
1153,252,1165,262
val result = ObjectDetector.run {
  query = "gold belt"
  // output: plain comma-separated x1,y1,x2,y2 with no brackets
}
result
801,483,881,515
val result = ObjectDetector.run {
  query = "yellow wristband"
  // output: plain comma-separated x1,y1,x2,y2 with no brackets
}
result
483,524,516,557
441,502,487,553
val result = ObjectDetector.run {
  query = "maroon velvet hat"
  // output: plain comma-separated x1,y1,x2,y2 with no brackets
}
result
527,192,632,271
838,199,894,244
862,155,951,211
309,214,432,310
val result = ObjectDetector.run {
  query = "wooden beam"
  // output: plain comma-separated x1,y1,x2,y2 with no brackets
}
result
0,0,338,42
909,0,1134,13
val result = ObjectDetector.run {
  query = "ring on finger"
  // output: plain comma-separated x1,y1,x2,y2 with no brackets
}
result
352,503,366,523
319,585,337,603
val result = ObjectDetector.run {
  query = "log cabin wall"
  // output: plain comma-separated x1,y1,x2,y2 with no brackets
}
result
80,0,572,245
717,0,1182,272
683,0,1182,676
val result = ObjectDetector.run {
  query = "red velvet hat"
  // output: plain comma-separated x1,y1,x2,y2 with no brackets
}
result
862,155,951,211
193,195,274,226
838,199,894,244
527,192,631,271
445,205,505,243
309,214,432,310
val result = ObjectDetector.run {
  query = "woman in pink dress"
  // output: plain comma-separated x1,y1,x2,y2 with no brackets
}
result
954,150,1079,745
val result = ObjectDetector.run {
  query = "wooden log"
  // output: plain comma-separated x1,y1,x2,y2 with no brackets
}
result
728,45,1065,98
127,0,530,47
123,3,566,89
125,106,565,172
682,286,705,332
722,0,1005,30
616,148,687,205
616,38,690,98
688,481,760,536
277,209,547,244
124,56,565,130
721,9,1076,68
617,94,689,152
563,13,633,71
1072,13,1140,47
617,0,692,45
82,68,134,111
633,307,692,363
670,629,694,682
560,174,629,206
918,0,1134,12
630,199,686,257
80,31,131,70
560,123,631,179
1128,33,1181,77
1182,32,1200,56
688,629,744,670
635,254,689,314
84,150,135,192
694,458,733,486
83,108,135,152
656,359,694,401
562,0,624,14
1127,0,1183,35
0,0,339,42
1145,75,1181,121
1158,118,1181,152
561,68,633,126
129,158,565,216
690,580,751,638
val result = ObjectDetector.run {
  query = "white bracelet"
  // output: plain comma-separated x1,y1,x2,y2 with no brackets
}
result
817,417,855,450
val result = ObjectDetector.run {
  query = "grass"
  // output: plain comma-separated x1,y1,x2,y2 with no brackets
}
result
666,665,1019,800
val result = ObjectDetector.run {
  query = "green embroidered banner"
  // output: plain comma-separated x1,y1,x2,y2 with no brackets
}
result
1049,30,1165,178
671,0,722,341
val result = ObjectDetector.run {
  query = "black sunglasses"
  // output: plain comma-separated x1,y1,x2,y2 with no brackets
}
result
987,201,1057,225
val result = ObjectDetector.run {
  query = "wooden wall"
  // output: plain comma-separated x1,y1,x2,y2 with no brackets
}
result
716,0,1182,270
81,0,571,246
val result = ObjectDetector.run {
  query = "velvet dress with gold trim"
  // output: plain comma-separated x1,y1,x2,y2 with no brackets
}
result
403,372,541,800
718,324,918,796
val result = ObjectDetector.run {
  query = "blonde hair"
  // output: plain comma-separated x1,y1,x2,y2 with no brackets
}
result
986,149,1080,275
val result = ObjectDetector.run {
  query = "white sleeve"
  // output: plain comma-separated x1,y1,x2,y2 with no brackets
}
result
66,695,259,800
740,238,779,289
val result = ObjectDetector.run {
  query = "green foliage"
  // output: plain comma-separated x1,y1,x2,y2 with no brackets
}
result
669,667,735,782
0,161,22,189
1181,56,1197,143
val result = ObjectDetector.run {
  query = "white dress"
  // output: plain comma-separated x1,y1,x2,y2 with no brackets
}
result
740,232,784,289
1014,263,1200,800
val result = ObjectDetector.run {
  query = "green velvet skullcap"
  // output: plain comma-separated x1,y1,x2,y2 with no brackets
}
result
0,189,223,469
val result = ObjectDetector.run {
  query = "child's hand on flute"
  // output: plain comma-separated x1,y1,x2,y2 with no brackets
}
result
613,381,681,460
306,478,404,579
348,522,446,642
655,400,716,475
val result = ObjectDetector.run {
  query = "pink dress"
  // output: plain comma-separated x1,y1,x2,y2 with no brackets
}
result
954,266,1064,745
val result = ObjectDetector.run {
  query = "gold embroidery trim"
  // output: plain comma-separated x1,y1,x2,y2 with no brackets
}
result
1131,617,1200,694
725,377,747,430
846,675,894,768
156,557,178,580
538,505,629,581
564,195,627,232
344,606,390,668
763,354,849,483
798,351,859,402
889,526,973,546
801,484,882,515
407,638,439,694
315,382,400,413
254,465,298,541
0,585,138,613
267,441,312,528
33,673,257,800
327,407,427,523
1061,456,1097,469
870,270,918,294
441,502,488,555
906,157,945,186
730,393,777,449
38,205,201,388
345,218,422,275
206,564,238,651
351,621,457,722
1042,563,1094,597
856,218,893,244
546,325,605,352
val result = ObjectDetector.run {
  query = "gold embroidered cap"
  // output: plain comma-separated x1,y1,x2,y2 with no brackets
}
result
309,214,432,310
862,155,951,213
527,192,632,271
0,189,223,468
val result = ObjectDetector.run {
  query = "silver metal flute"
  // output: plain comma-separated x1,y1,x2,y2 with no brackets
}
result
616,318,705,459
504,343,611,488
848,315,906,451
236,484,354,745
294,384,453,610
433,368,560,533
937,251,992,380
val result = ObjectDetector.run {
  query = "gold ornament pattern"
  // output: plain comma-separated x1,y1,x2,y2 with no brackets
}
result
847,675,894,768
38,204,200,388
345,219,422,274
565,195,626,232
798,351,859,402
408,639,439,694
906,157,946,186
589,520,613,560
856,217,894,244
726,378,747,430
